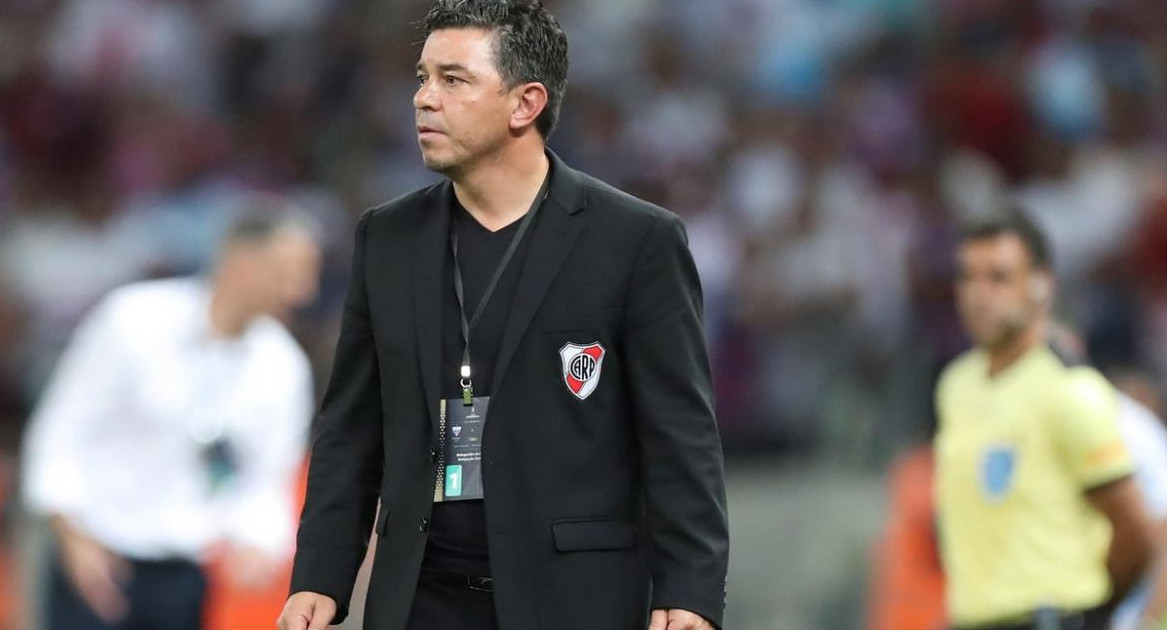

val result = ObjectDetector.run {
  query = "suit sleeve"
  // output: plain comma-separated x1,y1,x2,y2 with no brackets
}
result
623,212,730,628
289,211,384,625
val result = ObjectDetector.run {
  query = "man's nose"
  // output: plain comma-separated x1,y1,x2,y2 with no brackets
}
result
414,80,437,110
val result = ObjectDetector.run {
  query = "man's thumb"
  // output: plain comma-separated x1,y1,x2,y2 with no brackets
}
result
648,609,669,630
307,597,337,630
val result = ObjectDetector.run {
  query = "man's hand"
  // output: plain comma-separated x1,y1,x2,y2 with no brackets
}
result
648,608,715,630
1085,476,1157,602
52,516,132,625
213,543,282,591
278,592,337,630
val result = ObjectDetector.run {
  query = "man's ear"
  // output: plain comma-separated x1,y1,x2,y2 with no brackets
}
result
510,82,549,132
1030,274,1054,303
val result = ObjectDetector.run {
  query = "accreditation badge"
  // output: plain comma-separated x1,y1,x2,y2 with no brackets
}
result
200,436,239,494
433,397,489,502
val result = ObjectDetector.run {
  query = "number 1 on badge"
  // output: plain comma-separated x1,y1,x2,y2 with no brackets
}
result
445,465,463,498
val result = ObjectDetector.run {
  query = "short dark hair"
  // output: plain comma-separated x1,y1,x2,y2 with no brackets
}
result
959,211,1052,269
423,0,568,138
222,196,319,250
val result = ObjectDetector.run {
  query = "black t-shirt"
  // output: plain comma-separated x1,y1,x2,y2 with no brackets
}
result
421,197,536,577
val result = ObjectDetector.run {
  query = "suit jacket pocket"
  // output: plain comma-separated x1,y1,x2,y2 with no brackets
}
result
375,502,391,537
551,518,638,552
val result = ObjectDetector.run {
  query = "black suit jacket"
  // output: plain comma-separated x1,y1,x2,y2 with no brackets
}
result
290,152,730,630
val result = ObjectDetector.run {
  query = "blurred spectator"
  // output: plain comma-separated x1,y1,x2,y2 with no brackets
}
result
20,204,320,630
46,0,219,115
1111,386,1167,630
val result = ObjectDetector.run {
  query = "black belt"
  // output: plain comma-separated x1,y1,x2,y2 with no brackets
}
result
425,572,494,593
953,604,1110,630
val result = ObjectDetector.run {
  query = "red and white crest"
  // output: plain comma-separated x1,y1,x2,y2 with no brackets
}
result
559,342,606,400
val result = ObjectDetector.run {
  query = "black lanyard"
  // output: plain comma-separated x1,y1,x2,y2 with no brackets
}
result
450,173,551,404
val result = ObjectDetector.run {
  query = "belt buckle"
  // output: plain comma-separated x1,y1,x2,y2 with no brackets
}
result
467,576,493,592
1061,611,1084,630
1034,608,1084,630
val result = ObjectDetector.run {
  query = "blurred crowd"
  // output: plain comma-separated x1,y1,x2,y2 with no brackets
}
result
3,0,1167,516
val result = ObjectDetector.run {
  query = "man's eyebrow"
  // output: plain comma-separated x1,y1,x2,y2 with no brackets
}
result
415,61,474,75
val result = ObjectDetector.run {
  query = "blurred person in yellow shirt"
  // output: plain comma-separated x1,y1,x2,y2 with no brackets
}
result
21,200,321,630
935,212,1157,630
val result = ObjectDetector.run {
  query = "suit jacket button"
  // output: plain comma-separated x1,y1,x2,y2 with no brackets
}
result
419,517,430,533
429,449,438,463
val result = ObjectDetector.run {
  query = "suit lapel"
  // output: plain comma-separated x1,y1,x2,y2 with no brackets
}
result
489,153,587,396
413,182,452,437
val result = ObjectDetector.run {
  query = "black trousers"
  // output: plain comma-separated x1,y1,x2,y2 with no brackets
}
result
45,553,207,630
405,572,500,630
951,604,1111,630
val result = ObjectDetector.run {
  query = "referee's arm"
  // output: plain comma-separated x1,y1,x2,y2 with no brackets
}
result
1086,477,1157,602
1058,370,1158,603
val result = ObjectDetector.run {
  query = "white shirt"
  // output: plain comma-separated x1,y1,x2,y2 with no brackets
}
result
22,278,313,562
1119,395,1167,519
1113,394,1167,630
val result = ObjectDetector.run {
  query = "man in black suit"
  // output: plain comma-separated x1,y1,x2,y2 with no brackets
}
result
278,2,729,629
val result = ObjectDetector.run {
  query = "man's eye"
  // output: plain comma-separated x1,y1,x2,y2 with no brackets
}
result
416,75,428,86
444,75,461,85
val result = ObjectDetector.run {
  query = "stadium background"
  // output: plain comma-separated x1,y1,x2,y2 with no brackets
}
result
1,0,1167,628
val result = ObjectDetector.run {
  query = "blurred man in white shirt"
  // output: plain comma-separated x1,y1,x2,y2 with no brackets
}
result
1111,374,1167,630
22,201,322,630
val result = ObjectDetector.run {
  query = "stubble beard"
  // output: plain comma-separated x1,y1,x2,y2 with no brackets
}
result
980,309,1035,354
422,150,460,176
420,128,507,180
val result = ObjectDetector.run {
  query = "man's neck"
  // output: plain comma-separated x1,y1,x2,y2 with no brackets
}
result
452,146,550,232
208,280,256,339
986,319,1047,378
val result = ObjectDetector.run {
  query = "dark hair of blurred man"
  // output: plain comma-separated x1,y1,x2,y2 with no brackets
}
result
211,205,322,331
279,2,729,630
23,200,321,630
933,211,1157,630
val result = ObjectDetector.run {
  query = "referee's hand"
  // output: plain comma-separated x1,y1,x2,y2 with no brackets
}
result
649,608,716,630
278,592,337,630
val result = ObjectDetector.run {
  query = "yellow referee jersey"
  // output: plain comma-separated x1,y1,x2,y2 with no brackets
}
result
934,344,1133,627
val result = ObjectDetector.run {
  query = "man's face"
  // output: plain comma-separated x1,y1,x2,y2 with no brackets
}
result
955,234,1050,350
414,28,516,175
246,228,322,318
